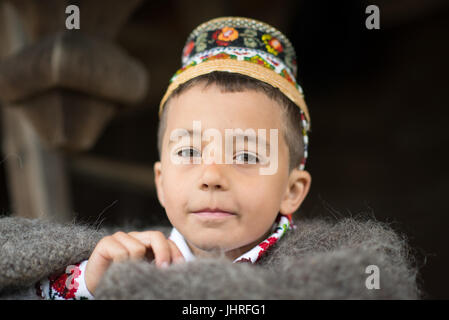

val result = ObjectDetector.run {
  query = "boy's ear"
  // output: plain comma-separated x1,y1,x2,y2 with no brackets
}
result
279,169,311,216
153,161,165,207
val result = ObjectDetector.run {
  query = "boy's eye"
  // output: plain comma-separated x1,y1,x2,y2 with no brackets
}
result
234,152,259,164
177,147,201,158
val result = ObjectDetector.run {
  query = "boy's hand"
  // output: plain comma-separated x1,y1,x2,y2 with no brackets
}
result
85,231,184,295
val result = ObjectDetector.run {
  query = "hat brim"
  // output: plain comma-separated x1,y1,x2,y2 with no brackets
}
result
159,59,311,129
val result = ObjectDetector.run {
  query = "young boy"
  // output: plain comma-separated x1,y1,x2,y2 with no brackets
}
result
29,17,419,300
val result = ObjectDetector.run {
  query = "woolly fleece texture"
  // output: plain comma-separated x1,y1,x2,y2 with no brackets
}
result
0,215,421,299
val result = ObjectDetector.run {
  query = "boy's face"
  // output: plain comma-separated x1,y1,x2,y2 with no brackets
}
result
154,83,311,259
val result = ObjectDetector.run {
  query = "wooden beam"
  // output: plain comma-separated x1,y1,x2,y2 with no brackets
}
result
69,155,155,194
1,106,73,222
0,2,72,221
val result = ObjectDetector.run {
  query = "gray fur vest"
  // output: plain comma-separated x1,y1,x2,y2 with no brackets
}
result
0,215,421,299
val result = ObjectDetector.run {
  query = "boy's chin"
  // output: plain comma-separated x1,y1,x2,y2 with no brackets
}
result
186,237,234,256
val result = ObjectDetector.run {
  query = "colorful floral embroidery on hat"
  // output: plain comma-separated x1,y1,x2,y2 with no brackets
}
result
262,34,284,55
244,54,275,70
213,26,239,45
280,68,295,85
173,46,297,87
181,26,292,73
183,40,195,58
205,52,237,62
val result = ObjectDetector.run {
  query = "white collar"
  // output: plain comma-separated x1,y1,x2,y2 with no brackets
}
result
168,214,292,264
168,227,196,262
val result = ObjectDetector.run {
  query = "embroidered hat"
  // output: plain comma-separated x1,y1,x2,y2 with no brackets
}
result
159,16,310,170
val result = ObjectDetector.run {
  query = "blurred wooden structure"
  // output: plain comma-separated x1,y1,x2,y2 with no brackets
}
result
0,0,148,220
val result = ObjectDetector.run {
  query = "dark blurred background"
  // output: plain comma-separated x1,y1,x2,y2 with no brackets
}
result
0,0,448,299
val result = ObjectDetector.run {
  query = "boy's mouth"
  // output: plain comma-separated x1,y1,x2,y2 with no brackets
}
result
191,207,237,218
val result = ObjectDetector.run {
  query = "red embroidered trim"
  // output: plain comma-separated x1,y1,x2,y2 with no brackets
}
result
47,262,82,300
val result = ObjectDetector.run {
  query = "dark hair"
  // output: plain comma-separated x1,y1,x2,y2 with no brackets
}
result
157,71,304,172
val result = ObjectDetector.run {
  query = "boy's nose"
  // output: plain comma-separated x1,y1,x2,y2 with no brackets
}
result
198,163,229,191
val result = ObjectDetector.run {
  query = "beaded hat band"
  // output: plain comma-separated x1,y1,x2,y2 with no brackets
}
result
159,17,310,170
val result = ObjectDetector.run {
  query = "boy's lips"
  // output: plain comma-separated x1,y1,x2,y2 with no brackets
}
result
191,207,237,218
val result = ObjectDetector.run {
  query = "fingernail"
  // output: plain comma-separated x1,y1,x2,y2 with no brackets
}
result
160,262,169,268
174,257,185,264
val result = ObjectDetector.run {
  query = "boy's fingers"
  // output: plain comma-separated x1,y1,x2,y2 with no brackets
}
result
102,236,130,263
127,231,154,261
147,231,172,267
168,239,185,264
112,232,147,260
85,236,130,295
128,231,171,267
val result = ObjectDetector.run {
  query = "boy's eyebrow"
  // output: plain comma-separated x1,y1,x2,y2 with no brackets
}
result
167,128,197,147
167,128,270,147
